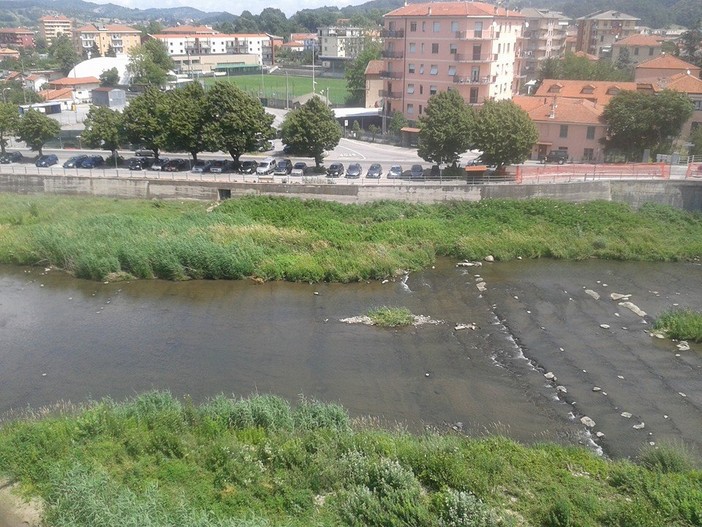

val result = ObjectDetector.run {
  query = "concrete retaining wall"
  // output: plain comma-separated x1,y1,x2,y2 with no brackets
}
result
1,173,701,211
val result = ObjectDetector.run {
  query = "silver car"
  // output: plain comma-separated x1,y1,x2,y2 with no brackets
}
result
387,165,403,179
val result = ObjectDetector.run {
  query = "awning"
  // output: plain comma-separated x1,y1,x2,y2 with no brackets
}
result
401,127,421,133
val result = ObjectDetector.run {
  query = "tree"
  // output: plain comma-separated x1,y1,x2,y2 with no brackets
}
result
85,41,101,59
389,111,407,136
127,40,174,87
99,67,120,87
201,82,275,163
689,126,702,156
418,90,476,167
162,82,208,161
81,106,124,161
34,37,48,55
539,52,632,82
368,124,380,142
17,109,61,155
1,81,42,105
105,45,117,58
679,28,702,67
602,89,694,160
281,96,341,167
615,48,633,72
122,88,168,158
0,102,20,154
344,39,381,105
50,34,79,75
473,100,538,169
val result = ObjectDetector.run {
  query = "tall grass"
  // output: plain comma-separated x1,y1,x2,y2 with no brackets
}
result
0,392,700,527
653,309,702,342
1,194,701,282
367,306,415,327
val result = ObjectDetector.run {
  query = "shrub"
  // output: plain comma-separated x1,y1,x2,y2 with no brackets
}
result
638,440,699,473
367,306,415,327
435,489,493,527
653,309,702,342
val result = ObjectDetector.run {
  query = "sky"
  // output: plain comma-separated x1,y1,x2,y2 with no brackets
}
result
91,0,365,17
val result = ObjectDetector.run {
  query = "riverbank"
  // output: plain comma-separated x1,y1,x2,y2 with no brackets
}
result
0,392,699,527
1,194,701,282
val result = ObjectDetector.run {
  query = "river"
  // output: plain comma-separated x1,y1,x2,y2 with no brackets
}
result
0,259,700,459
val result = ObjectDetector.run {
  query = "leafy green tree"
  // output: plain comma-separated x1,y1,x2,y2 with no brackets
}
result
17,109,61,155
0,102,20,154
202,82,275,163
389,111,407,136
615,48,633,72
163,82,208,161
679,28,702,67
99,67,120,87
2,81,42,105
281,96,341,167
81,106,124,161
258,8,290,36
473,100,538,169
134,21,164,39
539,52,632,82
689,126,702,156
105,45,117,58
34,37,48,55
602,89,694,160
122,88,168,158
85,41,101,59
661,40,679,56
418,90,476,167
49,34,79,75
368,123,380,142
127,40,174,87
344,39,381,105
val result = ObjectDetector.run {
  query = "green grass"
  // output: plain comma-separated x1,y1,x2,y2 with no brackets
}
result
1,194,702,282
367,306,415,327
653,308,702,342
203,74,349,105
0,391,700,527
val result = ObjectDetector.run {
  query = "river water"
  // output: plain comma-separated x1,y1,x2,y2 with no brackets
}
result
1,259,700,459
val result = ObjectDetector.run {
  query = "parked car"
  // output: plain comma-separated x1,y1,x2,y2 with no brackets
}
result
135,149,155,157
429,165,441,179
239,160,258,174
326,162,344,178
80,155,105,169
149,158,170,171
543,150,569,164
191,160,211,173
345,163,362,179
163,158,189,172
366,163,383,179
410,164,425,179
291,161,307,176
274,159,293,175
387,165,403,179
256,157,276,175
63,155,88,168
35,154,58,167
0,151,23,164
127,157,147,171
221,160,240,173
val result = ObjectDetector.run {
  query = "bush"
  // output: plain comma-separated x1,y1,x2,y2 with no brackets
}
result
653,309,702,342
435,489,493,527
367,306,415,327
638,440,699,473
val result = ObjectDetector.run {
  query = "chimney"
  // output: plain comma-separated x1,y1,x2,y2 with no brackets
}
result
549,97,557,119
428,6,431,15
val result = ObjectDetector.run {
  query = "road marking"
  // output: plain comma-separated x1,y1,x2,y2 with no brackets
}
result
337,142,366,160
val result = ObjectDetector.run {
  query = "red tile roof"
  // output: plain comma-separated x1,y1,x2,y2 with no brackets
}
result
39,87,73,101
535,79,638,105
613,34,664,47
50,76,100,86
653,72,702,94
636,54,700,71
386,1,523,18
40,15,71,21
365,59,383,76
76,24,139,33
573,50,598,61
161,25,217,34
514,95,604,125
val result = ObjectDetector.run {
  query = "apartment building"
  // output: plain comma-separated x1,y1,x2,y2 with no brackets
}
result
575,10,639,58
520,8,570,81
611,34,664,66
290,32,318,53
318,25,368,73
74,24,141,57
635,54,701,83
39,15,73,46
0,28,35,49
381,1,525,122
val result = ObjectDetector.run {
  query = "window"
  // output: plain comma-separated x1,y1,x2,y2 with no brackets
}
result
407,84,415,94
410,22,417,32
649,47,654,56
634,47,639,56
419,64,424,74
469,87,479,104
586,126,596,140
409,42,416,53
419,105,423,115
472,44,481,61
422,21,426,32
430,64,438,75
497,43,501,53
694,100,702,111
581,86,594,94
450,43,457,54
419,85,423,94
429,85,437,95
408,63,415,73
407,103,414,114
451,21,459,32
448,65,456,76
432,43,439,54
474,21,483,38
559,125,568,138
471,67,480,81
583,148,594,161
433,21,440,32
421,42,424,53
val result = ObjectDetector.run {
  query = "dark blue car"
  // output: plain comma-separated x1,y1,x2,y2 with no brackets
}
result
80,155,105,169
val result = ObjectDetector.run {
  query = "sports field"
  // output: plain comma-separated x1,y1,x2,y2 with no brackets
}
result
204,74,349,105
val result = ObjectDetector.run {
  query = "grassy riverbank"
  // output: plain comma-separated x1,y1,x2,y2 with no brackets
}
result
0,194,701,282
0,392,699,527
654,309,702,342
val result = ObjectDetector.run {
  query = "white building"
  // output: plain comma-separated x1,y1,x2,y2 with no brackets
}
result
151,32,277,67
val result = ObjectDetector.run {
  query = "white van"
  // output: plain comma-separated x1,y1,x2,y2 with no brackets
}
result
256,157,276,175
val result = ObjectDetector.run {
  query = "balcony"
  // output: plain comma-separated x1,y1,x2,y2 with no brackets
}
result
380,89,402,99
455,30,492,40
453,75,493,85
381,50,404,59
379,70,403,80
381,29,405,39
454,53,493,63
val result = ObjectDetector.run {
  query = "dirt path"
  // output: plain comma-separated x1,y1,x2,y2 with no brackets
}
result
0,480,42,527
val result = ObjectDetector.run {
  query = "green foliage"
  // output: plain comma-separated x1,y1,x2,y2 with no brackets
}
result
49,34,79,75
281,96,341,167
202,82,275,162
81,106,124,156
689,125,702,156
122,88,168,157
344,39,382,105
679,28,702,68
367,306,415,327
473,100,538,168
127,40,174,87
638,440,699,473
0,101,20,154
602,89,695,160
99,67,120,87
16,108,61,155
653,308,702,342
162,82,208,160
434,489,493,527
389,111,408,135
418,90,476,167
539,52,633,82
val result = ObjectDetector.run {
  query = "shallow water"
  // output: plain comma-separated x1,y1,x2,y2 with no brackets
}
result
0,259,700,458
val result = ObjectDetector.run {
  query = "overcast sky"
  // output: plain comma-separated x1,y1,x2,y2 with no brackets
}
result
93,0,365,17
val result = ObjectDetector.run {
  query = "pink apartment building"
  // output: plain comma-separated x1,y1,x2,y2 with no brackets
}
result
381,1,525,123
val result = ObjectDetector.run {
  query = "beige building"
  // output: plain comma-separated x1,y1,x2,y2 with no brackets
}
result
364,59,383,108
74,24,141,57
575,10,639,58
635,54,701,83
611,34,664,66
521,8,570,81
39,15,73,46
381,1,525,123
318,25,369,73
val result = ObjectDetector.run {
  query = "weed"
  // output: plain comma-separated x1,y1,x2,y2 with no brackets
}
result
367,306,415,327
653,308,702,342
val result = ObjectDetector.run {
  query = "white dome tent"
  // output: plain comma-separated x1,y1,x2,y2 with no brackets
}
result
67,56,131,85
